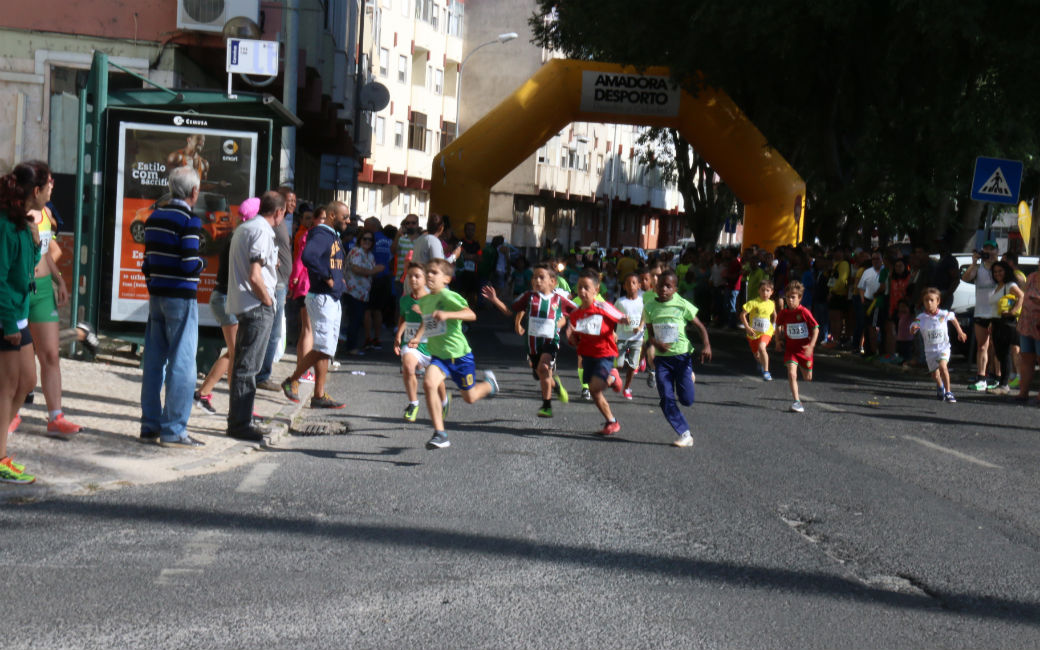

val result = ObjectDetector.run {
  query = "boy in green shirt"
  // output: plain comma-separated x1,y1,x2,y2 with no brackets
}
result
409,259,499,449
395,263,446,422
644,269,712,448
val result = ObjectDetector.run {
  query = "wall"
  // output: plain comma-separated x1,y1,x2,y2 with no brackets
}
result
2,0,175,42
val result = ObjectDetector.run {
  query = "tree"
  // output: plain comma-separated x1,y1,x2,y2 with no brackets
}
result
635,127,736,246
531,0,1040,248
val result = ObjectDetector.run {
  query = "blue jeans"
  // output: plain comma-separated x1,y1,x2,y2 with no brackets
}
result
141,295,198,442
256,283,287,384
655,353,696,435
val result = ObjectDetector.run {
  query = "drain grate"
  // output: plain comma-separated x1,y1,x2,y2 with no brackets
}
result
290,420,350,436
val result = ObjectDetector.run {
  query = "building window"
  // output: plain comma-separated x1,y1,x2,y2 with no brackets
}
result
398,55,407,83
440,124,455,149
596,154,603,174
434,69,443,95
394,121,405,148
447,0,464,37
379,48,389,77
408,112,427,151
431,3,439,30
374,116,385,145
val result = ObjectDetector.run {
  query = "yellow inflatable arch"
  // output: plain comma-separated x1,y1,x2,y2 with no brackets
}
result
430,59,805,252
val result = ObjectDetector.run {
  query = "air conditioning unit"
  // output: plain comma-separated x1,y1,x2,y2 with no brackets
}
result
177,0,260,34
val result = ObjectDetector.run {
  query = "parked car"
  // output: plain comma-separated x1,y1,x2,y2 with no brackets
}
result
130,191,235,255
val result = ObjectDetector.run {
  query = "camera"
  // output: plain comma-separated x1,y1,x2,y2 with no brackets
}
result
981,251,991,261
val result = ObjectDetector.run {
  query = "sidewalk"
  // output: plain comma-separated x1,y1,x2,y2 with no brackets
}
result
1,344,305,501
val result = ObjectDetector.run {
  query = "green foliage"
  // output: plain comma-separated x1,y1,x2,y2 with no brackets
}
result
531,0,1040,246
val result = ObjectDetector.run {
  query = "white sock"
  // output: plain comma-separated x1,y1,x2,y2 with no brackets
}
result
409,400,419,407
49,409,62,421
442,397,449,406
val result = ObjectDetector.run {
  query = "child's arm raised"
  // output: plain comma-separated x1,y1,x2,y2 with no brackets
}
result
480,285,513,317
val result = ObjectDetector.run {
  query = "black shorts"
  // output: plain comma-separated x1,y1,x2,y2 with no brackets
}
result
973,316,997,328
827,294,850,311
291,295,306,313
528,341,560,379
0,326,33,352
368,275,392,311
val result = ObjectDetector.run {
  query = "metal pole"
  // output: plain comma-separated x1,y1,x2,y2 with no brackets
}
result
69,87,88,355
281,0,299,188
349,0,366,219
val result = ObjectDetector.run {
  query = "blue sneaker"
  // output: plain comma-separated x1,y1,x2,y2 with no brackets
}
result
484,370,499,396
426,431,450,449
762,371,773,381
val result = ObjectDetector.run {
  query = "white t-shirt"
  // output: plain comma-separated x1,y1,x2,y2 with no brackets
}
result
411,233,445,265
615,293,645,341
228,217,277,315
858,266,882,300
973,264,997,318
913,309,956,355
989,282,1019,315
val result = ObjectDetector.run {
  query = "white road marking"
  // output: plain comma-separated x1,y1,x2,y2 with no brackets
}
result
155,530,224,585
235,462,278,493
800,395,844,413
903,435,1002,469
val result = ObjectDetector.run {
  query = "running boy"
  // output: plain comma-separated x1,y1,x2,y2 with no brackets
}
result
567,269,625,435
910,287,967,402
409,259,498,449
481,263,575,417
394,263,445,421
643,269,711,448
774,281,819,413
740,279,776,380
614,272,645,399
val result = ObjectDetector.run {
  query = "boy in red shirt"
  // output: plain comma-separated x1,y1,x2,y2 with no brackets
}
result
567,270,625,435
774,281,819,413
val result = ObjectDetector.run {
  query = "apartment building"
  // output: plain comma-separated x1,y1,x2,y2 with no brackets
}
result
354,0,464,224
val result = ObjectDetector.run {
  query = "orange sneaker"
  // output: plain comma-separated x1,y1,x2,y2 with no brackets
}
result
600,420,620,436
8,414,21,434
46,413,82,437
1,455,26,474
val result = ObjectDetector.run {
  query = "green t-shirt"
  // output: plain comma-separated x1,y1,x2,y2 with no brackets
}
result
643,294,699,357
398,293,428,356
555,275,571,293
417,288,472,359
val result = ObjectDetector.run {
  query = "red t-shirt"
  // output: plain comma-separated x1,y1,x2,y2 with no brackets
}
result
568,300,624,358
775,305,819,352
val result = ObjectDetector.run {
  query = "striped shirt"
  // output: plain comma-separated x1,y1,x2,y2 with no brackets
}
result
141,200,204,299
511,289,577,355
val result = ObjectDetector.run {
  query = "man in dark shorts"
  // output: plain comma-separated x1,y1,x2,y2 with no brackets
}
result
455,221,482,307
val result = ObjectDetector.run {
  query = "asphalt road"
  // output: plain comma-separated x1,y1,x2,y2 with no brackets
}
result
5,322,1040,648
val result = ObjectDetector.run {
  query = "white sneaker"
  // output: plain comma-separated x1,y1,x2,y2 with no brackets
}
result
672,432,694,448
790,401,805,413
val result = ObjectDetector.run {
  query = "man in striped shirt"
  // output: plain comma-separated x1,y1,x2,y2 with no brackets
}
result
139,166,206,448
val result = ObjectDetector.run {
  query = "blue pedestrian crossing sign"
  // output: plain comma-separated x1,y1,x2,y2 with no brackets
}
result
971,156,1023,205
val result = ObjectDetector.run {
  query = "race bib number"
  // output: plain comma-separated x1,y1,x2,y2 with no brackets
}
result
574,314,603,335
786,322,809,339
625,312,641,329
752,317,771,332
654,322,679,344
528,316,556,338
926,327,945,344
403,322,424,343
463,260,476,272
423,315,447,337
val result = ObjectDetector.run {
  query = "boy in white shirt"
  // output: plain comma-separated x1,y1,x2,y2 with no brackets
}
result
910,287,968,402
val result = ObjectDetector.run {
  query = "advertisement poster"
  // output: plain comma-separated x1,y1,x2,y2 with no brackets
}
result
110,120,259,326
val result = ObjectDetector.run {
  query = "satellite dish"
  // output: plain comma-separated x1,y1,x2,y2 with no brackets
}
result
359,82,390,111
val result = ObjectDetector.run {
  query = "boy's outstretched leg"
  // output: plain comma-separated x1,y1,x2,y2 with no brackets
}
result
537,354,554,417
655,355,695,447
423,365,451,449
589,377,619,436
787,363,804,412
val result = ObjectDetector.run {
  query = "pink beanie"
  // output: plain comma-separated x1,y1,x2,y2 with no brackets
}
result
239,197,261,221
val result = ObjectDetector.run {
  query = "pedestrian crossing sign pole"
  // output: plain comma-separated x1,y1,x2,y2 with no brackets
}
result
971,156,1023,205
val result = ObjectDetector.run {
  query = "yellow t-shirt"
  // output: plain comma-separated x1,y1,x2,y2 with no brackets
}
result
742,297,776,337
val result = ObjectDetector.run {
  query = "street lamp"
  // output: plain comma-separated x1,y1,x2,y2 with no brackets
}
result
454,32,519,139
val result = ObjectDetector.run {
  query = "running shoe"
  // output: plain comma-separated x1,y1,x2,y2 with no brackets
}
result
160,436,206,448
0,461,34,484
646,371,657,389
331,360,342,369
986,378,1000,389
762,371,773,382
637,358,646,373
600,420,620,436
672,432,694,448
426,431,451,449
623,388,633,400
8,414,20,434
442,393,452,420
1009,377,1021,389
581,387,592,402
609,368,623,392
987,384,1009,395
311,393,345,409
76,321,99,356
1,456,25,474
46,414,81,437
966,380,988,391
555,376,569,404
403,403,419,422
299,370,315,384
281,378,300,403
945,392,957,403
936,385,946,401
193,391,218,415
537,406,553,418
790,401,805,413
484,370,499,396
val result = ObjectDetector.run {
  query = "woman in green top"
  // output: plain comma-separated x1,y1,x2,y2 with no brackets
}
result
0,161,50,484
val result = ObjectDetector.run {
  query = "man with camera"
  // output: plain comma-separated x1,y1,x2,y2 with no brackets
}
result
962,240,1000,391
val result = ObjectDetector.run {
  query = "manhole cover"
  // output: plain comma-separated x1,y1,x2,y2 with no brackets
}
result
290,420,350,436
